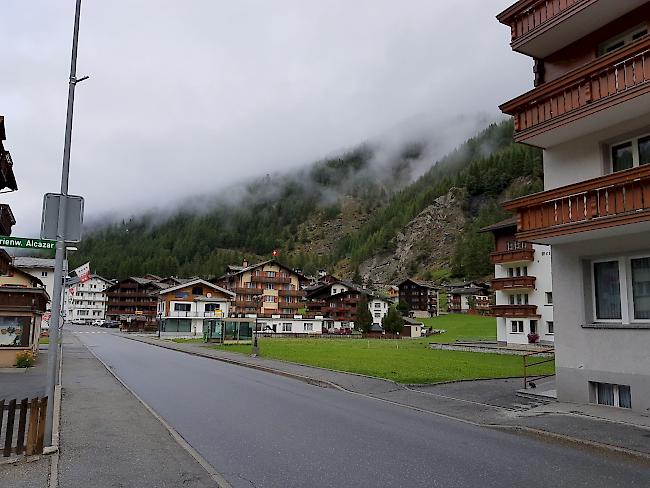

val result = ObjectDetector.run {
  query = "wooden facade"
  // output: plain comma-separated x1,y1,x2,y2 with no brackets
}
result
105,277,165,331
397,279,438,316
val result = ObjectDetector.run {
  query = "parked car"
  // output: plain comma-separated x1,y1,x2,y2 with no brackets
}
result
92,319,105,327
103,320,120,328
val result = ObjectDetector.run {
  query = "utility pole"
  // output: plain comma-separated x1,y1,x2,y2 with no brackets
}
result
45,0,85,447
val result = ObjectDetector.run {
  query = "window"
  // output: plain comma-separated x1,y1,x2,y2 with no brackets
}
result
511,320,524,333
593,261,622,320
374,313,381,318
546,292,553,305
78,310,89,316
592,382,631,409
266,283,275,290
205,303,220,312
174,303,191,312
282,323,292,332
599,25,647,56
41,271,48,277
303,323,313,332
0,316,31,347
266,271,276,278
631,257,650,320
192,286,203,295
610,134,650,173
547,321,554,334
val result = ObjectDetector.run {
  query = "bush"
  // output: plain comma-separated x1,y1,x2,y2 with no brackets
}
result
15,351,36,368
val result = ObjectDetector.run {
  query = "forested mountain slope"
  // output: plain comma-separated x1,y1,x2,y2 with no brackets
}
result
73,119,542,285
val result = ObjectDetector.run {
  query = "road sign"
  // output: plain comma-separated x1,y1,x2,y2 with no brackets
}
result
0,236,56,250
41,193,84,242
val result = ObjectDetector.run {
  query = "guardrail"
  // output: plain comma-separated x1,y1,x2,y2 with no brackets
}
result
0,397,48,457
522,348,555,389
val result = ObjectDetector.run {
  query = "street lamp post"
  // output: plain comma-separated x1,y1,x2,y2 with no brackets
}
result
251,294,262,356
45,0,85,448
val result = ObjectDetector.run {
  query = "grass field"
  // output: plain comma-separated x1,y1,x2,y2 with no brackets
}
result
204,315,554,384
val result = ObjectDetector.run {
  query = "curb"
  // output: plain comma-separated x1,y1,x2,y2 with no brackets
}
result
123,336,338,390
82,339,233,487
127,336,650,463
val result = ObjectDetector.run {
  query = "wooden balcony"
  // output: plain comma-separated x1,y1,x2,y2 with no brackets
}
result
490,244,535,264
491,304,540,318
233,287,263,295
491,276,537,291
0,150,17,191
279,301,302,310
497,1,646,58
234,300,260,309
0,204,16,236
501,37,650,147
250,275,292,284
504,165,650,242
278,289,306,298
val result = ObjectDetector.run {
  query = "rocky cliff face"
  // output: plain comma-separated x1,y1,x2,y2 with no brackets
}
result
358,187,467,288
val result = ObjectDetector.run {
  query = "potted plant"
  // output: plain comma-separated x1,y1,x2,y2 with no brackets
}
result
527,332,540,344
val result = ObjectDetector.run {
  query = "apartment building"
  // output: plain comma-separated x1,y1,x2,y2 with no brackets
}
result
105,277,168,331
306,280,391,329
65,274,114,323
397,279,438,318
215,260,308,316
483,218,553,346
157,278,234,336
446,282,491,314
498,0,650,411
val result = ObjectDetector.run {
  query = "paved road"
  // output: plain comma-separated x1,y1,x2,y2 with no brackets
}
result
71,326,650,488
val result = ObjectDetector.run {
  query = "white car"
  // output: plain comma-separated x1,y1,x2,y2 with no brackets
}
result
92,319,105,327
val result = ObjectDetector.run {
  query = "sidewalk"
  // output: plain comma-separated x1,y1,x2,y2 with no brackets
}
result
55,333,218,487
129,335,650,460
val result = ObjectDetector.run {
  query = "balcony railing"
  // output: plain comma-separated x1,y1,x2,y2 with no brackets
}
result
491,304,540,317
278,289,306,298
490,243,535,264
491,276,537,291
234,300,260,308
250,275,292,284
279,301,302,309
233,287,263,295
501,37,650,143
504,165,650,241
498,0,590,45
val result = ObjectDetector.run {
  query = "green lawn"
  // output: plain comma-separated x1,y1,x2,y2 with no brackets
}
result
207,324,554,384
420,314,497,343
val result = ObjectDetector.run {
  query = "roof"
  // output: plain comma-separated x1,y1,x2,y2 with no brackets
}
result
402,317,424,326
65,274,115,287
307,279,390,302
479,216,517,234
449,286,489,295
158,278,235,298
13,257,56,269
222,259,308,281
398,278,439,289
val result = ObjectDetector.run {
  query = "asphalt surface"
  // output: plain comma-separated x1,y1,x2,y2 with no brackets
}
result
72,326,650,488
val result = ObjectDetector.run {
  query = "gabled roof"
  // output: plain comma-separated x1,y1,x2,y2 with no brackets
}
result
13,257,56,269
222,259,308,281
65,274,115,287
479,216,517,234
158,278,235,298
398,278,439,289
308,279,390,302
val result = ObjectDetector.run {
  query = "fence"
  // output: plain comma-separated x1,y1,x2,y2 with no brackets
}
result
0,396,48,457
522,349,555,389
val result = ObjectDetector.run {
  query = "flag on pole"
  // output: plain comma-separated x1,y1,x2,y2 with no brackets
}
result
71,262,91,283
272,249,279,257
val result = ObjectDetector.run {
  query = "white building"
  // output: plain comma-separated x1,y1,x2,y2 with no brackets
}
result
13,257,63,310
65,274,114,323
498,1,650,412
256,315,326,335
484,219,554,346
368,297,390,326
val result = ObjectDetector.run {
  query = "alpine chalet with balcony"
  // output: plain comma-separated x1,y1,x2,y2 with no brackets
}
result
498,0,650,411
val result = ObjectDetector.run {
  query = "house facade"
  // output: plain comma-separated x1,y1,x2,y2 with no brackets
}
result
306,280,391,329
0,253,50,367
397,279,438,318
12,257,61,311
105,277,167,331
157,279,234,336
65,274,114,323
498,0,650,411
216,260,308,316
484,218,554,346
446,282,491,314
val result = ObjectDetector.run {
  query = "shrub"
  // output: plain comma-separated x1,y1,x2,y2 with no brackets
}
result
527,333,540,344
15,351,36,368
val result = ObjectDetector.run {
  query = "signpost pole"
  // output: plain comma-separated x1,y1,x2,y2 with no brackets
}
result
45,0,83,448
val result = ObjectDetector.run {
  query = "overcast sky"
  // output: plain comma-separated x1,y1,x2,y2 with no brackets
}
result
1,0,530,236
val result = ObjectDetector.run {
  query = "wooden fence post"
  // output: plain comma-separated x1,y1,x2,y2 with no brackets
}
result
3,399,16,457
25,397,39,456
16,398,28,455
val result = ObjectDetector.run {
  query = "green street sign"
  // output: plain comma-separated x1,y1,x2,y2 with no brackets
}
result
0,236,56,250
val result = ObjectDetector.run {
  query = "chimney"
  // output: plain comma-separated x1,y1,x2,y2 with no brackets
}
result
242,258,249,268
